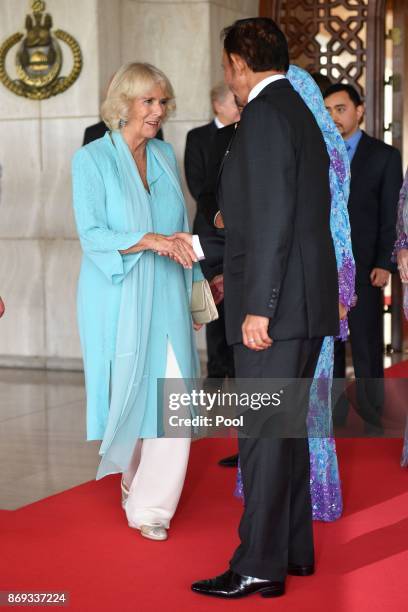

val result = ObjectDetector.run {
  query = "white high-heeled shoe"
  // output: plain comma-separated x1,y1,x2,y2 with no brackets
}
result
140,523,168,541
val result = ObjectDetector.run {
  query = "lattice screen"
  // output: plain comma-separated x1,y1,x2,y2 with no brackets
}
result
279,0,368,98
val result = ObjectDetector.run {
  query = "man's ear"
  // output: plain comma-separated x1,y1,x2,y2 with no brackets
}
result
229,53,246,75
213,98,221,116
357,103,365,124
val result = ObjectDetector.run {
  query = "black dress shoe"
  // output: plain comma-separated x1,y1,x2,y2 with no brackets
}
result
287,563,315,576
218,454,239,468
191,569,285,599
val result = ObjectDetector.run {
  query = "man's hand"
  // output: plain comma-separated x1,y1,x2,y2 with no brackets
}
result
154,234,197,268
242,314,272,351
169,232,193,247
397,249,408,284
209,274,224,305
214,211,224,229
193,322,203,331
339,302,347,320
0,297,4,318
370,268,390,288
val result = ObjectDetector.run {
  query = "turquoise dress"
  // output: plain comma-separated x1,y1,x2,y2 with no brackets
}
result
72,133,202,478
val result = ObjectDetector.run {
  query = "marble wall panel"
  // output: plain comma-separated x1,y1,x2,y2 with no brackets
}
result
0,119,42,239
121,1,211,121
44,239,82,359
209,1,259,84
97,0,122,100
0,239,45,357
39,0,100,118
211,0,258,14
0,0,41,120
124,0,257,7
41,116,98,239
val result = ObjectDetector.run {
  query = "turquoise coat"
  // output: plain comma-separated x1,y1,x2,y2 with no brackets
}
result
72,133,202,450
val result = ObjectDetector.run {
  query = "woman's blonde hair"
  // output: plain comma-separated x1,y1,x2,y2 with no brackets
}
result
101,62,176,130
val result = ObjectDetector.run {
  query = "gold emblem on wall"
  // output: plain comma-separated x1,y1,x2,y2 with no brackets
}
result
0,1,82,100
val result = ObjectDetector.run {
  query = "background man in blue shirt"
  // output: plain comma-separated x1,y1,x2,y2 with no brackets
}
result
325,84,402,434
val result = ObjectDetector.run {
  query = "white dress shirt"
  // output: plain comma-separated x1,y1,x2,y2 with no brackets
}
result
214,116,225,129
247,73,286,103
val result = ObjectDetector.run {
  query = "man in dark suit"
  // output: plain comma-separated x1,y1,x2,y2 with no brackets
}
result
184,83,240,213
195,122,242,468
187,18,339,598
83,120,163,145
184,85,239,384
324,84,402,433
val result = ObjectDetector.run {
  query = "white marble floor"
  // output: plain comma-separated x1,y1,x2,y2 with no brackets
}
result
0,368,99,510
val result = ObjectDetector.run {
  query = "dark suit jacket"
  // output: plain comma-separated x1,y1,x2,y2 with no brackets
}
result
218,79,339,345
195,124,237,280
82,120,163,146
348,131,402,284
184,121,217,201
199,123,237,225
184,121,218,236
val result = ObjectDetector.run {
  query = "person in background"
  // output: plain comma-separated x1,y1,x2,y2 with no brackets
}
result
310,72,332,95
197,121,240,468
185,82,240,212
184,84,239,390
392,167,408,467
324,83,402,434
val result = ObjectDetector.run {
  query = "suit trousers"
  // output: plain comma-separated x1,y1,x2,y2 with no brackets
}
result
333,283,384,428
229,338,323,581
206,301,235,378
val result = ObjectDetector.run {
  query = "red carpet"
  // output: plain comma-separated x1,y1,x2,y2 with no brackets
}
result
1,436,407,612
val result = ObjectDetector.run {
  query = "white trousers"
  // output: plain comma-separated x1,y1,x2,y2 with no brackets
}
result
124,341,191,530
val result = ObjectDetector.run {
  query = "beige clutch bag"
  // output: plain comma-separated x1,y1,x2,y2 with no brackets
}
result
191,280,219,325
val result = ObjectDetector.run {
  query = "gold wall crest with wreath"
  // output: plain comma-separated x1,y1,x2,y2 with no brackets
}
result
0,1,82,100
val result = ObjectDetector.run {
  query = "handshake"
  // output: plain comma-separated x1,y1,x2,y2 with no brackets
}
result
151,232,198,269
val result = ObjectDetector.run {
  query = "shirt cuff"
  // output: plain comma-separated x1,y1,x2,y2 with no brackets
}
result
192,235,205,260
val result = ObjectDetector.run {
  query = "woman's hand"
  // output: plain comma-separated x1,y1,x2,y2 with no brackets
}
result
150,234,198,268
120,233,197,268
397,249,408,283
0,297,5,318
193,322,203,331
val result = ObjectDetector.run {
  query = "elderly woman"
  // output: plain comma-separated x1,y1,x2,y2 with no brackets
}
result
72,62,203,541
